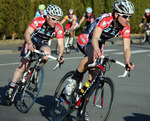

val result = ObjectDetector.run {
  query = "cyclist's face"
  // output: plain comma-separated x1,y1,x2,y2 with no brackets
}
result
40,10,44,15
87,13,92,17
69,14,73,18
117,13,131,27
146,13,150,16
47,15,59,28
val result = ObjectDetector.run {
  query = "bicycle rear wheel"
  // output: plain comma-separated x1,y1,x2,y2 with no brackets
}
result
81,77,114,121
51,71,75,121
20,66,44,113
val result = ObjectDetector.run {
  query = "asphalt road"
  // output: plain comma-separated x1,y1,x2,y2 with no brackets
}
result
0,38,150,121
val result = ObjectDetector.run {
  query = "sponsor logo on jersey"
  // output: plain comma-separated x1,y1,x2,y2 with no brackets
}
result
58,30,62,34
103,21,106,27
124,30,130,33
34,21,38,26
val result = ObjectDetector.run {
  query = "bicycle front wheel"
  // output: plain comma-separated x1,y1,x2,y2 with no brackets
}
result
51,71,75,121
20,66,44,113
140,31,146,45
65,37,72,54
81,77,114,121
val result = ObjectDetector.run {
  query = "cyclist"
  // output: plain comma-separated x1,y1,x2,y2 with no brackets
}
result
139,8,150,28
65,0,135,99
77,7,95,33
6,4,64,100
35,4,47,18
60,9,78,45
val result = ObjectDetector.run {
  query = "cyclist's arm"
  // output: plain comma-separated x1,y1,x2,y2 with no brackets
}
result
24,26,35,52
90,18,94,24
70,21,76,30
60,19,66,25
78,17,85,27
92,26,103,60
57,38,64,62
123,38,134,70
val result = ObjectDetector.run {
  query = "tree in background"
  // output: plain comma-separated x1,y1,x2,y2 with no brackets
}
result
0,0,150,40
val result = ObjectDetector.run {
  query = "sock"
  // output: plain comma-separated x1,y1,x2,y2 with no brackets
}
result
9,82,16,88
72,69,84,82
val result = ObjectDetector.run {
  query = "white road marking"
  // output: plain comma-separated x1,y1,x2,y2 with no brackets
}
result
113,50,150,55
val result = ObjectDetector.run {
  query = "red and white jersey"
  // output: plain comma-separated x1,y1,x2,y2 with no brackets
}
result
88,13,131,43
29,16,64,44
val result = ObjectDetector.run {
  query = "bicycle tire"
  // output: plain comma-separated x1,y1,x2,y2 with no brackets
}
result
51,71,75,121
140,30,146,45
20,66,44,113
65,36,72,54
81,77,114,121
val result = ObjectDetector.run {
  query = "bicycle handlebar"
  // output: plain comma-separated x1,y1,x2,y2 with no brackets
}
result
88,55,128,78
24,49,60,70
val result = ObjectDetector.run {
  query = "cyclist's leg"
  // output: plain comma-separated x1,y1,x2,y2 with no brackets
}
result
6,42,30,99
87,42,105,81
40,45,51,66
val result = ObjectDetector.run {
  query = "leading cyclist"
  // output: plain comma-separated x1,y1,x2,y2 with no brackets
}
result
139,8,150,28
6,4,64,100
60,9,78,45
65,0,135,98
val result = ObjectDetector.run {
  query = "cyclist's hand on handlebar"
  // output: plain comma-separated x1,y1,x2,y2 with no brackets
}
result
58,55,64,64
125,62,134,71
28,43,34,52
93,48,102,60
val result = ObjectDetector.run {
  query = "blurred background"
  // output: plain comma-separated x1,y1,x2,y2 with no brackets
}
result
0,0,150,40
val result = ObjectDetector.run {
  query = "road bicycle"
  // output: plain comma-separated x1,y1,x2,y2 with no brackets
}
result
6,49,60,113
56,31,74,55
140,23,150,45
50,56,128,121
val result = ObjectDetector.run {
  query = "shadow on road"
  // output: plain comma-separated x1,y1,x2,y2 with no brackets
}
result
124,113,150,121
36,95,54,121
0,85,8,106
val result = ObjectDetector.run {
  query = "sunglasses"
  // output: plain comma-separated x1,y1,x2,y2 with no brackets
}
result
118,13,132,19
49,16,59,22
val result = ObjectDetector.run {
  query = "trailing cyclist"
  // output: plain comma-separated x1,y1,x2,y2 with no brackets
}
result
60,9,78,46
6,4,64,101
77,7,95,33
139,8,150,28
65,0,135,100
35,4,47,18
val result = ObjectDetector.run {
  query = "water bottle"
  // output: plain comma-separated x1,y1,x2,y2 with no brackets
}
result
80,80,92,93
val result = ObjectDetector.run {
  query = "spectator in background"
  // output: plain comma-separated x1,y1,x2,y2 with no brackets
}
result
35,4,47,18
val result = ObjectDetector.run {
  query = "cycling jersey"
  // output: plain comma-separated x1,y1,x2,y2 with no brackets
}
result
83,13,95,22
64,14,78,30
35,10,47,18
141,13,150,23
30,16,64,44
21,16,64,57
64,15,78,23
88,13,130,43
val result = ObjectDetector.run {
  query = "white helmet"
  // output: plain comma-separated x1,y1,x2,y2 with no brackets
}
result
113,0,135,14
46,4,63,18
145,8,150,13
86,7,92,13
